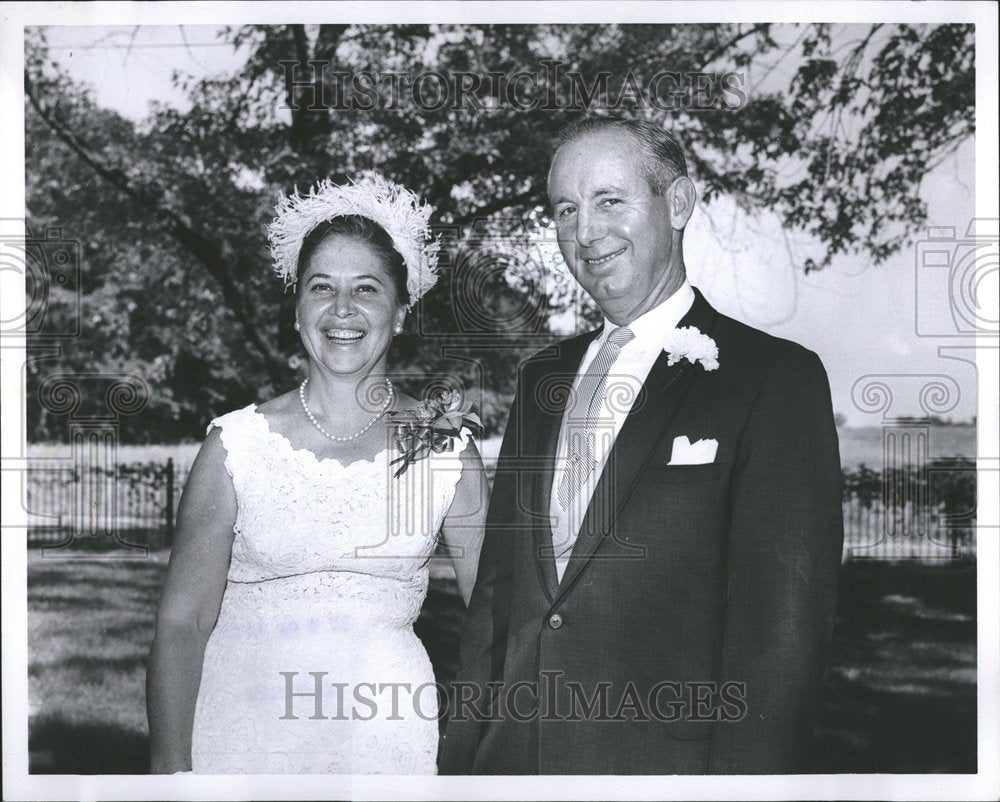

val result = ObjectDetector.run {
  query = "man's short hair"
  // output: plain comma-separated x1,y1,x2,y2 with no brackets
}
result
554,116,689,196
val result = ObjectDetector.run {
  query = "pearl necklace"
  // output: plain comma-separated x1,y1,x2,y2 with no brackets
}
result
299,377,394,443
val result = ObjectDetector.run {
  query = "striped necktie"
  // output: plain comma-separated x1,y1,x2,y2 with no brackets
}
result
556,326,635,510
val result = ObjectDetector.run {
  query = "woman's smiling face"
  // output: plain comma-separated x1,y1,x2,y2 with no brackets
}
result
295,234,406,378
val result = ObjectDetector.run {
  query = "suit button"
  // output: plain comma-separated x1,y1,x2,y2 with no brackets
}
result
548,613,563,629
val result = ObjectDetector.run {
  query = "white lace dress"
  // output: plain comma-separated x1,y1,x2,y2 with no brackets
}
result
190,404,470,774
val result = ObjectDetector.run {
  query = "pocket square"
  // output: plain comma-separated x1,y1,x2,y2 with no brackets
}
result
668,435,718,465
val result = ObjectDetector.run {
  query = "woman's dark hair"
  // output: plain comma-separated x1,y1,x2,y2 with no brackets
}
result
296,215,408,304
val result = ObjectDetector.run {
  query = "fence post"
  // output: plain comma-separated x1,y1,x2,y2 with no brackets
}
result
165,458,175,547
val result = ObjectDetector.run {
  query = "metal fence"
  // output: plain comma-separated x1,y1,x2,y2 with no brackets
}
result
841,498,975,560
840,459,977,560
26,460,189,552
24,460,977,560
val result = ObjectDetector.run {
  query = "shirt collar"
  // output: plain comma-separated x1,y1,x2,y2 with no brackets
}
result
598,279,695,354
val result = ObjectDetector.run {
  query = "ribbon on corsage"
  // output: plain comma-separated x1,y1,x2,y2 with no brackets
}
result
387,389,483,477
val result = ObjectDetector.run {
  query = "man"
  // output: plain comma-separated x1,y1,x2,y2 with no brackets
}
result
440,117,843,774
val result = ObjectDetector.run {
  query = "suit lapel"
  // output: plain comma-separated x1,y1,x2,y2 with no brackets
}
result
554,289,719,599
526,330,601,601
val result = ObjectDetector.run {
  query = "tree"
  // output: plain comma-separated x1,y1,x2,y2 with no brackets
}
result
24,23,975,441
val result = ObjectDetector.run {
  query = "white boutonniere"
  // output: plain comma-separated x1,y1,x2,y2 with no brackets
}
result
662,326,720,371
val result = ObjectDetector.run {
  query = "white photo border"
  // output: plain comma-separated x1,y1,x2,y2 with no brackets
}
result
2,2,997,800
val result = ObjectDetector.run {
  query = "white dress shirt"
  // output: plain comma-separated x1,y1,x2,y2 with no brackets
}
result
549,280,695,581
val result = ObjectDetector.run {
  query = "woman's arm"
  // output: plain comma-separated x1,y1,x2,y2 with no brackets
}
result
146,428,237,773
440,438,489,607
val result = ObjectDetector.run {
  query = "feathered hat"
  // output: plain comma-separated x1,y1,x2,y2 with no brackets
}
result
267,172,440,307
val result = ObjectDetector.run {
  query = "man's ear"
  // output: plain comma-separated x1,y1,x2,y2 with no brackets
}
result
667,176,697,231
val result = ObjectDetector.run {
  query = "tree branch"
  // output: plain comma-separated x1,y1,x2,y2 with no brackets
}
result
698,23,772,70
450,188,540,228
25,71,286,387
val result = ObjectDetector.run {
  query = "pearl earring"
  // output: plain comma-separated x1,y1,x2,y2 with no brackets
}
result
294,321,300,331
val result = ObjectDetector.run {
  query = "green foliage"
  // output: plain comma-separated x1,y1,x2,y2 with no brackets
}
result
24,24,974,441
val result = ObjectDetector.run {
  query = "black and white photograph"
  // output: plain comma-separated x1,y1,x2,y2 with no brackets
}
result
1,2,997,800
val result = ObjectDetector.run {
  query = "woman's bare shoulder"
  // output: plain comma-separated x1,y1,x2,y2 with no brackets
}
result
254,388,299,423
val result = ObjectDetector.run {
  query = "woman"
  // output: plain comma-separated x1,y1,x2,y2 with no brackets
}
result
146,174,488,774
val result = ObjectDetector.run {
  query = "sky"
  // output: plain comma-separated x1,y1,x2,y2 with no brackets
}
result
35,23,986,425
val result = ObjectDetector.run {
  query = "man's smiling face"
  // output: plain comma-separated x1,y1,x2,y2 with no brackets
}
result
548,128,686,325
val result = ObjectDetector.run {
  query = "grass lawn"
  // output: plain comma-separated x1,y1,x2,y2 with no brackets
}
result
810,560,977,773
27,553,975,774
27,551,168,774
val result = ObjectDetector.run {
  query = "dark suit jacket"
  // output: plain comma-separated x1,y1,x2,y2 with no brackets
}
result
439,288,844,774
